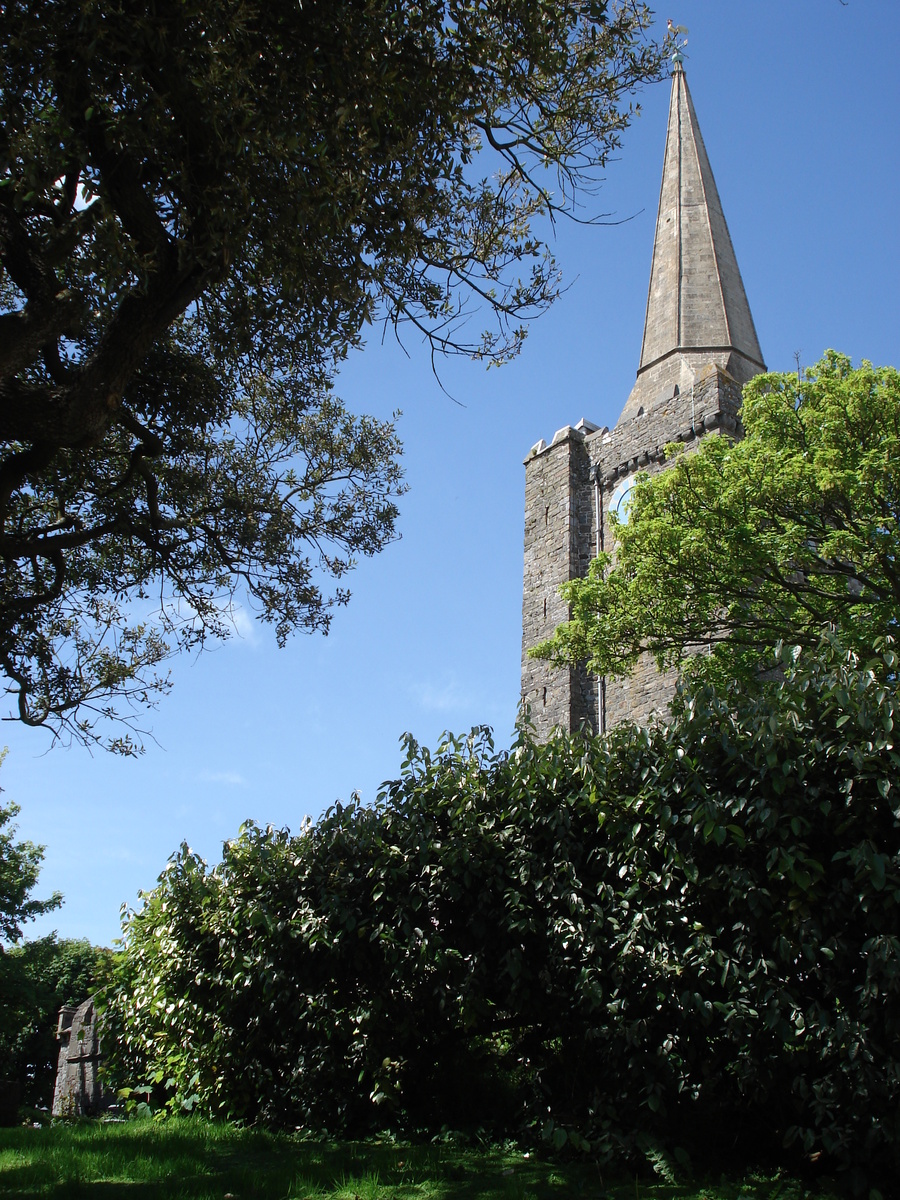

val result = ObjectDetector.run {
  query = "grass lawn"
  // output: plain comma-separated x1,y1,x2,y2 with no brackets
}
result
0,1119,838,1200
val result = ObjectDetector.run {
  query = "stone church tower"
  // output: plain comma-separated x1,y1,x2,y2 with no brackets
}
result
521,61,765,739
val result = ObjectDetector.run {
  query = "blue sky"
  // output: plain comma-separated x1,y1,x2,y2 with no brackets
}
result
7,0,899,949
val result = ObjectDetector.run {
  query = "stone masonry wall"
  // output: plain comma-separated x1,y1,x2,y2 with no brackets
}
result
521,423,597,739
588,363,743,499
521,364,745,736
589,364,742,728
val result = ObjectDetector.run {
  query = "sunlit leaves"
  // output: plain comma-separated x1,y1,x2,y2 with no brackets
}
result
535,352,900,688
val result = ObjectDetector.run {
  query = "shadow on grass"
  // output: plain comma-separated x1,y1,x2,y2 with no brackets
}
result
0,1121,820,1200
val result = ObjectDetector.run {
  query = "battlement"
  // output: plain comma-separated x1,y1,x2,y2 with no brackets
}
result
524,417,604,464
593,364,742,489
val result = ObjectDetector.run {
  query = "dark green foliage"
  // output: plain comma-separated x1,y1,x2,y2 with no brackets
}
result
1,0,663,749
107,636,900,1190
0,936,111,1107
106,726,613,1135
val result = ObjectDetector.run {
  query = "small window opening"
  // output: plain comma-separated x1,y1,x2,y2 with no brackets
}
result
542,687,547,707
544,505,550,526
543,597,547,619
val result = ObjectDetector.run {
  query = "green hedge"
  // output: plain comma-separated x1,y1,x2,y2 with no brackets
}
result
105,636,900,1192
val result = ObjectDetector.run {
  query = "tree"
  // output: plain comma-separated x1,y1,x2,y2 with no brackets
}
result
1,1,664,748
0,792,61,944
533,352,900,686
0,765,104,1111
0,776,70,1110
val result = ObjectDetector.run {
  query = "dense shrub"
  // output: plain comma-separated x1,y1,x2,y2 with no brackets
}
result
106,636,900,1191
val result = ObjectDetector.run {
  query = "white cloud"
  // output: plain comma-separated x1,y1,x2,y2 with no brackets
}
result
102,846,140,862
199,770,248,786
229,605,261,645
409,675,473,713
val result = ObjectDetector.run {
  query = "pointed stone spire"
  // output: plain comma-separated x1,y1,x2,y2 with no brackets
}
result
618,62,765,424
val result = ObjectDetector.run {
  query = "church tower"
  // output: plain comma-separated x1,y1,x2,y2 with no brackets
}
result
521,59,765,738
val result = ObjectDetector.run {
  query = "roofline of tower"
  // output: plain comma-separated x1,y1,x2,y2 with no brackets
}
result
636,344,766,380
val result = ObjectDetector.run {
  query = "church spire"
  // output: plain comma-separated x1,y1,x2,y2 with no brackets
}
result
618,61,765,424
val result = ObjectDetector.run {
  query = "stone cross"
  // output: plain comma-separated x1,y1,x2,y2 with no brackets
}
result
52,997,104,1117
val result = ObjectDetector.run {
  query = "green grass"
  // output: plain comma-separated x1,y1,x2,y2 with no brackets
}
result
0,1120,838,1200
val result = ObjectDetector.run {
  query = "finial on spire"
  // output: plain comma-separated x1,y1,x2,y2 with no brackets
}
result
666,18,689,67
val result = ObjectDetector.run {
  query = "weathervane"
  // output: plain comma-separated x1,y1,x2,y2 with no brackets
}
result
666,18,689,66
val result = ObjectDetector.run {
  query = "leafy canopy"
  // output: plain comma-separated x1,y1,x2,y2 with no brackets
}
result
534,351,900,684
0,0,664,749
0,825,60,945
104,635,900,1188
0,784,62,943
